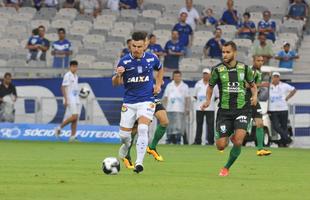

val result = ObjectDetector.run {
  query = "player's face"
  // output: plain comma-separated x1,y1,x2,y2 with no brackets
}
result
70,64,78,73
254,56,264,69
131,40,146,58
222,45,236,64
173,73,182,83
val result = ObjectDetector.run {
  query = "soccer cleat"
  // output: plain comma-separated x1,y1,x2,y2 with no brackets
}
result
54,127,61,138
69,136,79,142
122,158,134,169
133,164,144,174
256,149,272,156
146,146,164,161
219,168,229,177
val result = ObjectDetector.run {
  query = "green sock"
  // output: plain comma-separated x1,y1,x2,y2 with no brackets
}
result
126,134,136,160
256,127,264,150
149,125,167,150
224,146,241,169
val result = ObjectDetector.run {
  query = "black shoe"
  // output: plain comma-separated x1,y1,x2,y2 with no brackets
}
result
133,164,144,174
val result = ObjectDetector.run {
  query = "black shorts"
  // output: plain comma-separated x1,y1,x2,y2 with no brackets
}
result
215,108,250,139
155,101,166,113
251,102,263,119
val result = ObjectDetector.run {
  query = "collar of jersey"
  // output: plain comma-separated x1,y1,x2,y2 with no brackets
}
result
129,52,145,60
223,61,238,69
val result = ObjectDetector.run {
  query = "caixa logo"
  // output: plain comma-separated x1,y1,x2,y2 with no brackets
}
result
0,127,22,138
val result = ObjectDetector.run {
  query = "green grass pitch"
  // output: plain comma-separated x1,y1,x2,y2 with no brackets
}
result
0,140,309,200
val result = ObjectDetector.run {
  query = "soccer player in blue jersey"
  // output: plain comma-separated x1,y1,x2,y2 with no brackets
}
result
51,28,72,68
112,31,164,173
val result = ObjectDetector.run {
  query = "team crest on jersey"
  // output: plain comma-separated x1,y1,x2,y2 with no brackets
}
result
137,66,143,73
127,76,150,83
220,125,227,133
219,66,225,72
121,105,128,112
237,64,245,69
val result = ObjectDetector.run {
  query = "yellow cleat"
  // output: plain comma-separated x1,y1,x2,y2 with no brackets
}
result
122,158,134,169
219,150,224,153
147,147,164,161
256,149,272,156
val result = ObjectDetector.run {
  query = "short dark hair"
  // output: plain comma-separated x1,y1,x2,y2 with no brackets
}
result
126,39,132,44
132,31,147,41
243,12,251,18
32,28,39,35
58,28,66,34
70,60,78,66
223,41,237,51
148,34,155,39
173,70,182,76
258,32,266,37
4,72,12,78
38,25,45,30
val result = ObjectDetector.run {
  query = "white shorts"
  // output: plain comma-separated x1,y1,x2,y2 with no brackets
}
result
120,101,155,128
66,103,80,116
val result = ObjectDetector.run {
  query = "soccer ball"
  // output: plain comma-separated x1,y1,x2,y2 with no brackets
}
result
102,157,120,175
79,87,90,98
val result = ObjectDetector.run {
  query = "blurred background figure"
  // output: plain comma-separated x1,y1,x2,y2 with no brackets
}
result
0,73,17,122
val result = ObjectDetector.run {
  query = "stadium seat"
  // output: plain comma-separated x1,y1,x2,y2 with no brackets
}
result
19,7,37,16
233,38,253,48
72,20,93,30
89,29,108,37
0,18,9,27
195,31,213,40
246,5,268,13
120,9,139,20
97,14,118,23
116,16,137,24
7,59,28,67
94,20,114,31
31,20,50,30
0,7,17,15
75,14,94,22
106,35,126,44
0,59,7,67
109,29,130,42
92,61,114,70
134,22,155,33
142,10,162,19
51,19,72,30
193,36,207,48
191,46,204,58
114,22,134,32
137,16,156,25
144,3,165,12
74,54,96,63
78,48,98,56
45,33,59,42
58,8,78,19
83,34,105,49
103,41,124,51
0,39,19,49
153,29,171,38
35,8,57,20
101,9,120,16
155,16,177,29
179,58,201,72
201,58,221,68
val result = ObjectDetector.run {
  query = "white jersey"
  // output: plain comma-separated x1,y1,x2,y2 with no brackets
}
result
194,79,219,111
164,81,190,112
179,7,200,30
268,82,295,111
62,71,80,104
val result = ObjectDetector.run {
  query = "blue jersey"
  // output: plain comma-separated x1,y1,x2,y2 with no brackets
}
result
52,39,72,68
120,0,137,9
288,3,307,17
27,35,43,46
277,50,297,69
258,20,276,42
147,44,164,53
205,38,226,58
172,23,193,46
117,52,162,104
221,9,238,26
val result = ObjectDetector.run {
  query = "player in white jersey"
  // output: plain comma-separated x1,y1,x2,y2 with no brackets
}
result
112,32,164,173
54,60,80,142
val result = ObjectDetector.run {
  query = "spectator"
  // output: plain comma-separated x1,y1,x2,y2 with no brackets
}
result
5,0,23,10
79,0,100,17
51,28,72,68
163,31,185,71
33,0,42,10
268,72,296,147
275,42,299,69
38,25,50,61
26,28,43,63
0,0,4,6
0,73,17,122
63,0,77,8
107,0,119,11
147,34,165,58
201,8,218,26
44,0,58,8
120,39,131,57
220,0,239,26
203,28,226,59
179,0,200,30
163,70,190,144
173,12,194,57
258,10,276,42
252,33,274,65
287,0,308,21
237,12,256,41
119,0,143,10
193,68,219,145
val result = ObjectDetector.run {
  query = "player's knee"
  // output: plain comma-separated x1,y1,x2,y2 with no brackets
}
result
71,115,78,122
216,141,227,150
233,140,243,147
119,130,131,146
256,122,264,128
137,124,148,137
160,118,169,127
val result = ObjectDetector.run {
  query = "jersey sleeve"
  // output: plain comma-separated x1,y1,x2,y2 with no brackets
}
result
245,65,255,84
255,71,262,85
62,73,70,86
213,85,220,98
209,67,219,87
153,55,162,71
284,83,295,93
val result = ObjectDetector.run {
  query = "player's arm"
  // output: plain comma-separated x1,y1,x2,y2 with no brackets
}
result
154,66,164,95
246,66,258,106
112,66,125,86
61,85,68,107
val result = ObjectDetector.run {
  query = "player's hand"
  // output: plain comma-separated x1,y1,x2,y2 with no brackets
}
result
153,85,161,95
63,100,68,107
201,101,210,110
116,66,125,76
251,96,257,106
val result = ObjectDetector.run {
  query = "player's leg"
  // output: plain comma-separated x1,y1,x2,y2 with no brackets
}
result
194,110,204,145
255,114,272,156
147,109,169,161
54,104,78,139
134,102,155,173
69,114,78,142
206,111,215,145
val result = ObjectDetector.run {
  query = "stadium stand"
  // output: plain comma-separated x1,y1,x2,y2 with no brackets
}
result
0,0,308,81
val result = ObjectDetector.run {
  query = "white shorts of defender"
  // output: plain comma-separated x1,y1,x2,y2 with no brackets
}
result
120,101,155,128
65,103,81,116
